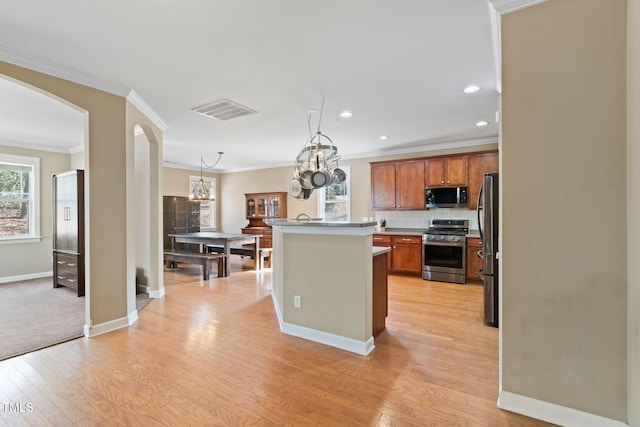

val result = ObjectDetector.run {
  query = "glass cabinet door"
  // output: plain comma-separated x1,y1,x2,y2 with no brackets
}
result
269,196,280,217
247,198,256,217
257,197,267,216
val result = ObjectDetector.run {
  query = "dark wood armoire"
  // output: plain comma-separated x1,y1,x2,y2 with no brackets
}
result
52,170,85,297
163,196,201,252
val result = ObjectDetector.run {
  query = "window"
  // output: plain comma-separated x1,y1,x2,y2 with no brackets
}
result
0,154,40,242
318,165,350,222
189,175,216,229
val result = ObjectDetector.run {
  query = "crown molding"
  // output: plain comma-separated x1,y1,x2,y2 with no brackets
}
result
0,137,76,154
489,0,549,15
126,90,168,131
162,136,499,174
0,45,130,97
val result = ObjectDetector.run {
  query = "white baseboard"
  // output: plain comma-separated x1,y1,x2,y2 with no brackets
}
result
148,287,165,298
498,390,628,427
127,310,138,325
271,291,283,326
271,291,374,355
281,321,375,356
83,316,129,338
138,284,150,294
0,271,52,283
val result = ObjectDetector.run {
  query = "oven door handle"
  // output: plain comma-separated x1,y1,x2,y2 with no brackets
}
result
423,241,465,248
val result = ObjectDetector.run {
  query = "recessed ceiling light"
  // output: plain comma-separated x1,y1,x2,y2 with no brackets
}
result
476,120,489,127
379,135,389,140
339,111,353,118
464,85,480,94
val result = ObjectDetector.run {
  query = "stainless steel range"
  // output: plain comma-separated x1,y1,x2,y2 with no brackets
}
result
422,219,468,284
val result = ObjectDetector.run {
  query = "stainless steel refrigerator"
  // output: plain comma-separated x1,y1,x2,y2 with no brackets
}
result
477,173,499,327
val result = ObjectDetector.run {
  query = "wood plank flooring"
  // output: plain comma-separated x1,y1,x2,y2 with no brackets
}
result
0,258,554,426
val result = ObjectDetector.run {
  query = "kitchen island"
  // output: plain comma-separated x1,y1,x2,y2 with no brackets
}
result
266,219,382,355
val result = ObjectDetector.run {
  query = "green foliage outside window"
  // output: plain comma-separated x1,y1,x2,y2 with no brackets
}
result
0,167,31,237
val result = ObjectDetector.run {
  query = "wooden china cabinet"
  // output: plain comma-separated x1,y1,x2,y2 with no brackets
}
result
241,192,288,248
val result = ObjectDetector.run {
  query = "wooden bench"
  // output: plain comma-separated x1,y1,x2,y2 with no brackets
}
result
206,245,272,270
163,251,226,280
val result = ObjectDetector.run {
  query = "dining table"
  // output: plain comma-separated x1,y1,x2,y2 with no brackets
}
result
168,232,261,277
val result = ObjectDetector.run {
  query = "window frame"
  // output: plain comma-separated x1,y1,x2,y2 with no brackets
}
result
317,165,351,222
0,153,40,244
189,175,216,229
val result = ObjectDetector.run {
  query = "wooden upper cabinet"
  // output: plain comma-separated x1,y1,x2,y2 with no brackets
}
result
396,160,425,210
371,163,397,210
467,151,498,210
371,160,425,210
425,155,467,187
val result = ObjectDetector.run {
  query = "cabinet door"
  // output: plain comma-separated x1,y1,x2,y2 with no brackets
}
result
392,242,422,274
371,163,397,210
466,237,483,281
446,156,468,186
425,158,446,187
54,173,79,252
373,234,393,270
391,236,422,274
257,197,267,217
268,195,281,217
247,197,257,217
396,160,425,210
467,151,498,210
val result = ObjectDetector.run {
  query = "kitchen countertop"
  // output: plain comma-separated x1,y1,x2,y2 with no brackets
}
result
373,227,425,236
265,219,377,227
372,246,391,256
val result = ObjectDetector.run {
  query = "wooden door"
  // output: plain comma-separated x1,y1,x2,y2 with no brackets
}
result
425,158,446,187
371,163,397,210
446,156,468,186
467,151,498,210
391,235,422,274
466,237,483,282
396,160,425,210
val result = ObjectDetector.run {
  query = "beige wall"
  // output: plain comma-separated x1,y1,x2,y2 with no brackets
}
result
0,60,161,331
502,0,627,421
163,166,220,230
628,0,640,424
0,145,70,278
219,143,497,233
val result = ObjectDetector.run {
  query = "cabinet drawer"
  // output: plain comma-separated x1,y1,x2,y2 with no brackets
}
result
56,252,78,265
373,234,391,244
466,237,482,248
391,235,421,245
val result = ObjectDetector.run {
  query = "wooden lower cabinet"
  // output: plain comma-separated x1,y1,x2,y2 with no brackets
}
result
466,237,483,282
241,227,272,248
373,234,422,275
372,251,389,337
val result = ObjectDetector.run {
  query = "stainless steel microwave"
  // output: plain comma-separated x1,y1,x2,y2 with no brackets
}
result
425,186,468,208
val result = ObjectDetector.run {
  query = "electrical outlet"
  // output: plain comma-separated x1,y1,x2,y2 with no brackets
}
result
294,295,301,308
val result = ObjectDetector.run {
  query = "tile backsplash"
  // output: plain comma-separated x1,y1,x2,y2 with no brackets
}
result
374,209,478,230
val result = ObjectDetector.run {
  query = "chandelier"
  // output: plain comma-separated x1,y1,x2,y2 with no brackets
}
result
289,98,346,200
190,152,223,201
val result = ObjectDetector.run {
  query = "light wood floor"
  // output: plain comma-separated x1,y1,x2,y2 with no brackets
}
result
0,258,554,426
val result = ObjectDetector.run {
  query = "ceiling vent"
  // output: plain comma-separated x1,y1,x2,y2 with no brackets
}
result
191,99,257,121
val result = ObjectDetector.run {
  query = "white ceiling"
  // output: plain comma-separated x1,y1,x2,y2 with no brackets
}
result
0,0,500,172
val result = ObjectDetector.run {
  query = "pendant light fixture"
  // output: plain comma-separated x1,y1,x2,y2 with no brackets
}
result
290,98,345,199
190,152,223,201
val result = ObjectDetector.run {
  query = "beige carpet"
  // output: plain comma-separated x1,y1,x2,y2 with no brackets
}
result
0,277,151,361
